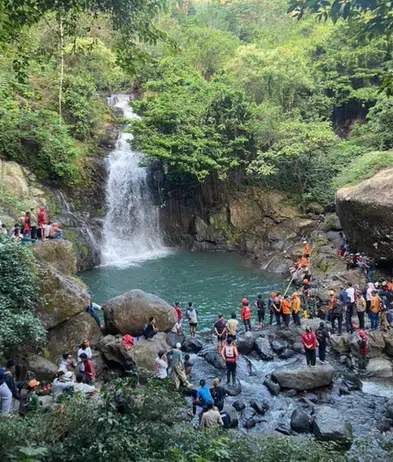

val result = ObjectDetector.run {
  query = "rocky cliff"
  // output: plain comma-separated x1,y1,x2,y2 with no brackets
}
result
336,168,393,262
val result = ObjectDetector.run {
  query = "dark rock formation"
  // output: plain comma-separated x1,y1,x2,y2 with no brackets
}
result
272,364,335,391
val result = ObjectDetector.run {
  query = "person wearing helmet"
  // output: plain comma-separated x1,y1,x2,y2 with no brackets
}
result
302,326,317,367
358,330,369,370
291,293,301,326
241,299,252,332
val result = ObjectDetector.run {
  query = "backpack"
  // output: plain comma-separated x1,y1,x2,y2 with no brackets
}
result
224,346,235,359
316,329,325,343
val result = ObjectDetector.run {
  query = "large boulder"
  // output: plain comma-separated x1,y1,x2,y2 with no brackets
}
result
271,364,335,391
237,332,255,355
271,340,288,355
33,240,77,276
183,338,203,354
312,406,353,447
330,334,350,354
103,290,176,336
130,332,170,372
99,334,135,367
200,347,226,370
254,337,274,361
290,408,311,433
36,266,90,329
46,312,102,362
365,358,393,378
336,168,393,262
27,355,58,382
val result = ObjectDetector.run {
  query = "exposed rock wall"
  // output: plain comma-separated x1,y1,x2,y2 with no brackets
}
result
336,168,393,262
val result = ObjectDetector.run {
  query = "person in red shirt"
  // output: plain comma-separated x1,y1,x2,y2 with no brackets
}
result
221,338,239,387
80,353,96,383
37,206,47,241
358,330,369,371
301,326,317,367
240,298,252,332
174,302,183,335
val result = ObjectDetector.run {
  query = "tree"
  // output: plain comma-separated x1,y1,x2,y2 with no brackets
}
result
0,235,46,353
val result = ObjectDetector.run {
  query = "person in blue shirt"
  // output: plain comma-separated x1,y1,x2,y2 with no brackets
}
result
193,379,213,416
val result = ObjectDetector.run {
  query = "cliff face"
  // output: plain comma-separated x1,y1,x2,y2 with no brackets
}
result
336,168,393,262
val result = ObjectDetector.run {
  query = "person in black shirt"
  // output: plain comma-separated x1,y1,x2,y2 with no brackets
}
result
210,378,226,412
4,359,19,399
316,322,330,363
143,316,158,339
256,294,266,329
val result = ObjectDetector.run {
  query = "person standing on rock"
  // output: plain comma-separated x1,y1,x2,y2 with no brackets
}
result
37,206,47,241
302,326,317,367
186,302,198,339
4,360,20,402
272,294,282,327
358,330,369,370
174,302,183,335
303,241,311,258
356,289,367,330
241,299,252,332
214,314,227,353
370,290,381,329
210,378,226,412
328,290,337,323
291,293,301,326
281,295,291,329
226,313,239,343
221,338,239,386
170,343,192,390
77,340,92,378
30,208,37,240
345,283,356,333
331,299,344,335
256,294,266,329
79,353,96,383
316,322,329,364
0,368,13,417
268,292,276,325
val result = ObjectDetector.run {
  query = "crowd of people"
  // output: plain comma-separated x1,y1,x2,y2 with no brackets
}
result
0,206,63,244
0,340,98,418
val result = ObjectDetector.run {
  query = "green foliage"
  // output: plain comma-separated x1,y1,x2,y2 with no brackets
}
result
0,234,46,353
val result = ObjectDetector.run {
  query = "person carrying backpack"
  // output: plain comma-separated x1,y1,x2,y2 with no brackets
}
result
316,322,329,364
332,300,344,335
221,338,238,386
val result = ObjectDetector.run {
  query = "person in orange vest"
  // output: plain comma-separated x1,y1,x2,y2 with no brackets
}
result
370,290,381,329
303,241,311,258
281,295,291,329
291,292,301,326
221,338,239,386
240,298,252,332
299,256,309,267
328,290,336,322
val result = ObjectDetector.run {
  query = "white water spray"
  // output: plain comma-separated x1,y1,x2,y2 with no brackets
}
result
101,95,169,267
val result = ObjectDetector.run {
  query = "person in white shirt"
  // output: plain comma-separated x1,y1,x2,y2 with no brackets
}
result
171,321,182,335
74,374,96,395
155,350,168,379
77,340,92,373
186,302,198,338
52,371,74,402
345,282,356,334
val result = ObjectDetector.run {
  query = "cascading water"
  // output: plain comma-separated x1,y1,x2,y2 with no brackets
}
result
101,94,169,267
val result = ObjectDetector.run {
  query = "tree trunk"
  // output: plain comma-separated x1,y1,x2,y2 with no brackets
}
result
58,17,64,119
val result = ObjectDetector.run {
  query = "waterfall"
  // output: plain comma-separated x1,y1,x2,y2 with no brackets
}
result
101,94,169,267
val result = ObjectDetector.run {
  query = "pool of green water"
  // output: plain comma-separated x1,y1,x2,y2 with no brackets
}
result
81,251,284,333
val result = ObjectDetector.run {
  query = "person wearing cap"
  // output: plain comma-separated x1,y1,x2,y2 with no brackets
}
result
210,378,226,412
168,343,192,390
214,314,227,353
4,359,19,400
291,293,301,326
358,330,369,370
19,379,40,415
301,326,317,367
79,353,96,384
316,322,329,364
52,370,74,402
240,298,252,332
0,367,13,416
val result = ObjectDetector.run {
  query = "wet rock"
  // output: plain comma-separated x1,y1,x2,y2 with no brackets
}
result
377,418,393,433
272,364,335,391
292,342,305,354
271,340,288,355
275,423,291,436
99,334,135,367
367,331,386,358
103,289,176,336
224,379,242,396
244,418,257,430
291,408,311,433
285,389,298,397
386,397,393,419
312,406,353,447
237,332,255,355
366,358,393,378
279,349,295,360
233,401,246,412
131,332,171,372
46,312,102,362
167,332,186,348
222,406,238,428
27,355,58,382
250,400,269,415
183,338,203,353
200,347,226,370
384,336,393,357
39,395,54,409
264,378,281,396
340,373,362,391
339,384,350,396
254,337,274,361
330,334,350,354
304,393,318,402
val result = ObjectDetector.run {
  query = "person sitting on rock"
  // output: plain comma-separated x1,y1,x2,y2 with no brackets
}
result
210,378,226,412
358,330,369,371
19,379,40,415
240,299,252,332
193,379,213,416
200,402,223,429
183,354,193,378
74,373,97,396
155,350,168,379
52,370,74,402
302,326,317,367
49,223,62,239
143,316,158,340
214,314,227,352
58,352,75,373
